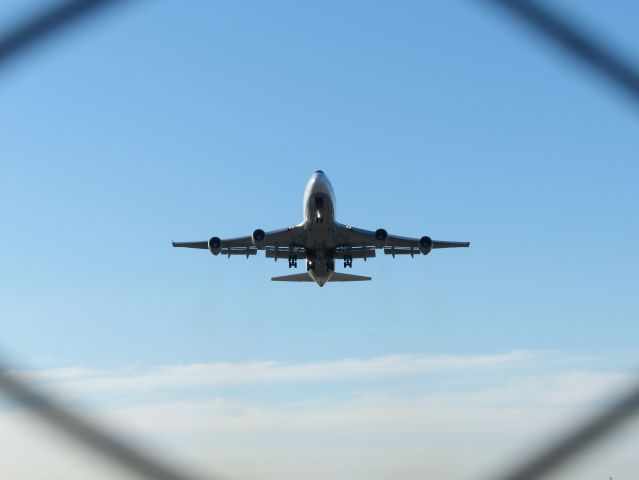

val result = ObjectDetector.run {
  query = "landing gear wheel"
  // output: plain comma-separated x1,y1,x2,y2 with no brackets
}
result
288,256,298,268
344,256,353,268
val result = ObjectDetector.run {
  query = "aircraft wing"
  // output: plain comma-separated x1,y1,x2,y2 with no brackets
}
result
172,226,306,256
171,241,208,249
334,224,469,256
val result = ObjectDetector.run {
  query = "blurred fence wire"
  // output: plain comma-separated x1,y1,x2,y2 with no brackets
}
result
484,0,639,106
2,354,638,480
0,362,206,480
489,379,639,480
0,1,638,480
0,0,130,68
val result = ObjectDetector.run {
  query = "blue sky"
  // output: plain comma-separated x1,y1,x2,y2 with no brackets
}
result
0,1,638,478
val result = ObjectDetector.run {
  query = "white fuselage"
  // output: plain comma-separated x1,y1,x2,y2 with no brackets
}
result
301,170,339,286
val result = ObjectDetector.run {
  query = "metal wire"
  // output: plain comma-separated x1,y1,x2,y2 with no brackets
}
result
489,380,639,480
0,365,207,480
0,1,638,479
484,0,639,106
0,0,130,68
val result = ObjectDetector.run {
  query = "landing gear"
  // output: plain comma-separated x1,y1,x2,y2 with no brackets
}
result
288,256,298,268
344,255,353,268
306,260,314,272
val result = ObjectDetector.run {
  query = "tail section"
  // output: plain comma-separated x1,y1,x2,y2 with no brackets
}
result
271,272,371,282
271,273,314,282
328,272,371,282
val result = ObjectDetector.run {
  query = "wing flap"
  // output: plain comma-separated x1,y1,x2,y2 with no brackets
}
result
265,245,307,260
224,247,258,256
334,245,376,260
383,247,420,256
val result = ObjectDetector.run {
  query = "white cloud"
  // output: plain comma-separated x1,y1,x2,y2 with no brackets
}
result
0,353,637,480
27,350,541,393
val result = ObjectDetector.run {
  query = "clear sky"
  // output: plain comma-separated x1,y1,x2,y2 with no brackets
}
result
0,1,638,479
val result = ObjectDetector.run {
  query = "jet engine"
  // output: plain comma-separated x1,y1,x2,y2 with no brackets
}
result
252,229,266,249
208,236,222,255
419,235,433,255
375,228,388,247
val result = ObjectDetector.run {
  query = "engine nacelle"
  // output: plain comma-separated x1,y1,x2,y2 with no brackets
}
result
208,236,222,255
375,228,388,247
252,229,266,249
419,235,433,255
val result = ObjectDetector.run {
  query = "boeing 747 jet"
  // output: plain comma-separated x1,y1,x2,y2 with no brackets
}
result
173,171,469,286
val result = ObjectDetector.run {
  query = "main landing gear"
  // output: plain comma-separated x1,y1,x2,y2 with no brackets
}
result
288,256,298,268
344,255,353,268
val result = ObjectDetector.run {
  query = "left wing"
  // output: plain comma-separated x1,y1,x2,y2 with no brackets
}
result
172,226,306,257
171,241,208,249
334,224,469,257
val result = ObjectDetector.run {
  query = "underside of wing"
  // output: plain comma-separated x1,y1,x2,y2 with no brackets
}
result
432,240,471,249
334,245,376,260
171,241,208,249
333,223,470,257
172,225,307,257
265,245,307,260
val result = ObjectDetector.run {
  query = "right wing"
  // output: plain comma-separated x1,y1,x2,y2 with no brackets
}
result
172,226,306,257
430,240,471,249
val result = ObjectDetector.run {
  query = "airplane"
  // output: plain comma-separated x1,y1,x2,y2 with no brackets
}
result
172,171,469,286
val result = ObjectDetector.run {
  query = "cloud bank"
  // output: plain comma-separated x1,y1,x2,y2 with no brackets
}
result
21,350,540,392
1,351,637,480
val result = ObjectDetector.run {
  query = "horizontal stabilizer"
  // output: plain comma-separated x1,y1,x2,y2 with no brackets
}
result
329,272,371,282
271,273,314,282
271,272,372,282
